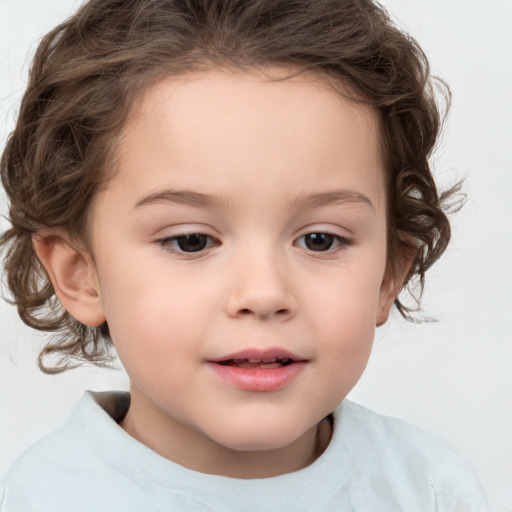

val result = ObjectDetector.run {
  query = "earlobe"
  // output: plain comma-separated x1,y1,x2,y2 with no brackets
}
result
32,229,106,327
377,238,417,326
376,277,398,327
376,260,413,327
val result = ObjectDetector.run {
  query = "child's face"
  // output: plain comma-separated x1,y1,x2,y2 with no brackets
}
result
86,69,396,473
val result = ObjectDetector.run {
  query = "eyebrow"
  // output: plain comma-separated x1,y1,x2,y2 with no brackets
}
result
133,188,374,212
133,190,222,209
290,190,375,212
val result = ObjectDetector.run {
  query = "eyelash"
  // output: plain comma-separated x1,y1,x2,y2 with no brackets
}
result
154,231,352,256
295,232,352,253
154,233,219,255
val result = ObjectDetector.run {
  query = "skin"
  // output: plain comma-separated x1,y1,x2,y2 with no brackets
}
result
35,68,404,479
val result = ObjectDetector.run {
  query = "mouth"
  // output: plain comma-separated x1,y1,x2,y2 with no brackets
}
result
209,348,306,368
207,348,307,392
218,357,295,369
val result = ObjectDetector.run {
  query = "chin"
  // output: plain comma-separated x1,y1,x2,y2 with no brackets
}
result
222,436,293,453
208,419,313,453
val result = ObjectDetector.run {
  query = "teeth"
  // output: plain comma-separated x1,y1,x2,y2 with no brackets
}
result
221,356,296,367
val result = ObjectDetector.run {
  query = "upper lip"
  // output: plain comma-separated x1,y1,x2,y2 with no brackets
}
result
208,348,307,363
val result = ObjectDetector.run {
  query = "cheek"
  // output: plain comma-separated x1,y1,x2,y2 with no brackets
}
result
99,261,219,375
304,265,383,378
104,283,200,394
97,262,186,355
105,286,192,345
312,266,383,331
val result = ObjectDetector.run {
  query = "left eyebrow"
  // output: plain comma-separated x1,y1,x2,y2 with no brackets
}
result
289,190,375,212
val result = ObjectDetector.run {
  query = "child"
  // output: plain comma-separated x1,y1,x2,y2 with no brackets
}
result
0,0,489,510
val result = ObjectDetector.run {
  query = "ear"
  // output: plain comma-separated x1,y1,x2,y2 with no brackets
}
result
376,258,413,327
32,228,106,327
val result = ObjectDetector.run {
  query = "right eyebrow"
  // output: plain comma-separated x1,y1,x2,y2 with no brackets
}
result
132,189,226,210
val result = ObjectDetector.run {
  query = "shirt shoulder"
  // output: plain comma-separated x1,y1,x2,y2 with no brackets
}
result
336,400,489,512
0,392,152,512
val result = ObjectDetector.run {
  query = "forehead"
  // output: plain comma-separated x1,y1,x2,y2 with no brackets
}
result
107,68,386,215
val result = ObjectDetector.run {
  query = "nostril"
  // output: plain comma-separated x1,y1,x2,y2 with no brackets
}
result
236,307,290,317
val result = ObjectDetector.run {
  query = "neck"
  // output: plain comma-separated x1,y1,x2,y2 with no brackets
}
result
120,388,333,479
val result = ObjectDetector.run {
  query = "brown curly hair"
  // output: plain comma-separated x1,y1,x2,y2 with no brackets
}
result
1,0,455,373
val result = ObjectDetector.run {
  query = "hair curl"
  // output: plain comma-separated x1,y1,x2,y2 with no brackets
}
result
1,0,456,373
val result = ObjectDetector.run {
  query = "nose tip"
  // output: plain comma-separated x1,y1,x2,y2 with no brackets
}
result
225,269,297,321
224,245,297,321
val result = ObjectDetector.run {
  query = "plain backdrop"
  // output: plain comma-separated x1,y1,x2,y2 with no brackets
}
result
1,0,511,509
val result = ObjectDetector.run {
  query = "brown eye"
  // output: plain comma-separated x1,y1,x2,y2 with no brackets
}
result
175,234,208,252
304,233,335,251
156,233,216,254
295,232,351,253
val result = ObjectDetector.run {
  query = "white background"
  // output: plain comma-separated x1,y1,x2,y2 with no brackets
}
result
0,0,511,509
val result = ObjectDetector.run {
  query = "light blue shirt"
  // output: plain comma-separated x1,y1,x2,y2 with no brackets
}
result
1,391,488,511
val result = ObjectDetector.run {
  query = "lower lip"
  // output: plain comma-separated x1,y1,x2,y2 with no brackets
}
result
206,362,307,392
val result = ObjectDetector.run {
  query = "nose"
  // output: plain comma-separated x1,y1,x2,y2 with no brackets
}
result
225,249,297,321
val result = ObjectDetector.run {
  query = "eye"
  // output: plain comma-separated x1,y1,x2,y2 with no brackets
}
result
295,232,351,252
155,233,218,254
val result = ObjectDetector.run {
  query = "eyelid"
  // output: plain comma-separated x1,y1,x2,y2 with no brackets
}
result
294,224,352,241
152,223,217,239
153,225,221,256
293,226,353,254
295,233,351,247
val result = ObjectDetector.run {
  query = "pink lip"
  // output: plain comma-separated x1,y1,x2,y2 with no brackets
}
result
206,347,308,392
